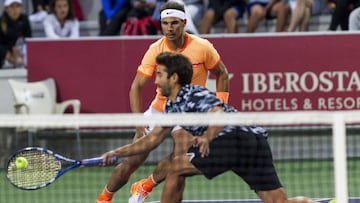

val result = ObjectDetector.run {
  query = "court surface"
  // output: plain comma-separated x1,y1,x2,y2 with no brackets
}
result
149,198,360,203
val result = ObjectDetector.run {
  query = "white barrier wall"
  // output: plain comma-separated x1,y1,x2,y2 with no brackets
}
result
0,69,27,114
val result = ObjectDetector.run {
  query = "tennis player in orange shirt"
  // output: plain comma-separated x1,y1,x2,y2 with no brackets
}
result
96,2,230,203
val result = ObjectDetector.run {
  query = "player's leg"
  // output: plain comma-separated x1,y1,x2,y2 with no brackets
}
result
129,153,172,203
130,128,194,202
96,108,158,203
236,130,315,203
162,132,244,203
257,188,316,203
96,142,150,203
161,154,203,203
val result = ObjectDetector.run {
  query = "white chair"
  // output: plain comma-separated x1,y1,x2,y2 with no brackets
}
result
8,78,82,157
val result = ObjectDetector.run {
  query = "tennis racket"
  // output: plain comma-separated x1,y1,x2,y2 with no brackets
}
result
5,147,118,190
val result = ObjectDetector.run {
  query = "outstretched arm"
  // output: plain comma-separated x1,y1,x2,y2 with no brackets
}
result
102,127,172,164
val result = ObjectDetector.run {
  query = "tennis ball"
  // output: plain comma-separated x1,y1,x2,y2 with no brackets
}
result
329,199,336,203
15,157,28,169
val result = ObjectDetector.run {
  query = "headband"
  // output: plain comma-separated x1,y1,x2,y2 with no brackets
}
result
160,9,186,20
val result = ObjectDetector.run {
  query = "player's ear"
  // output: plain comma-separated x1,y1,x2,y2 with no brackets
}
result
171,73,179,83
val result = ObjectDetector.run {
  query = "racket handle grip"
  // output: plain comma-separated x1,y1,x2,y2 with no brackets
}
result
82,155,118,166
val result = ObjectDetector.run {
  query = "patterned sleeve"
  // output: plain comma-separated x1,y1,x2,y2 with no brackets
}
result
186,87,223,113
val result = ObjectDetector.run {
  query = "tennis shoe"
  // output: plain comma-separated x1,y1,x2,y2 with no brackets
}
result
129,179,152,203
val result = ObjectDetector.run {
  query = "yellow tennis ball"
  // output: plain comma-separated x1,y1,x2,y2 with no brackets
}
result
329,199,336,203
15,157,28,169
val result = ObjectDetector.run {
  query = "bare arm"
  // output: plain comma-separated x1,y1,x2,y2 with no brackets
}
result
129,73,151,137
210,61,230,103
102,127,172,164
193,106,225,157
210,61,229,92
129,73,149,113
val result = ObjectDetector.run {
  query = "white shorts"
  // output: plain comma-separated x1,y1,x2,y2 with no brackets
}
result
144,107,182,135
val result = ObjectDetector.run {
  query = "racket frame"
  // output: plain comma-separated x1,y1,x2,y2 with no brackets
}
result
5,147,112,190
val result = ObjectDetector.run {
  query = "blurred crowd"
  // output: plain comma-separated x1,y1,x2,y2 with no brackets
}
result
1,0,360,68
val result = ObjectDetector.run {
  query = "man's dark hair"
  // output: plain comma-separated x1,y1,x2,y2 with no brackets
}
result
160,1,185,13
156,52,193,86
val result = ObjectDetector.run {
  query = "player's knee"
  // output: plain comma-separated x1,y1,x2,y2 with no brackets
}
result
156,156,172,170
153,155,173,180
167,156,186,174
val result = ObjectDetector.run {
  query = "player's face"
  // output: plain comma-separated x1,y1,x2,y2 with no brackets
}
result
160,17,185,41
54,0,70,21
155,65,173,98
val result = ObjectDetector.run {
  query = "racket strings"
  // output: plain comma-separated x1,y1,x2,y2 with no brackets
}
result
7,151,61,189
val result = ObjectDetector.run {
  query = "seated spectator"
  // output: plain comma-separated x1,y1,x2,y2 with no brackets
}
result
183,0,204,24
43,0,79,38
349,5,360,30
99,0,132,36
172,0,205,34
287,0,313,31
246,0,289,32
0,0,32,68
127,0,157,20
151,0,167,20
199,0,246,34
72,0,84,21
329,0,360,30
29,0,49,23
122,0,160,35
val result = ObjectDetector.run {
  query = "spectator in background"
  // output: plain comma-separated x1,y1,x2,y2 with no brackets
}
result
151,0,167,20
99,0,132,36
72,0,84,21
43,0,79,38
287,0,313,31
199,0,246,34
328,0,360,30
121,0,160,35
129,0,157,17
349,5,360,30
29,0,49,23
246,0,289,32
0,0,31,68
172,0,205,34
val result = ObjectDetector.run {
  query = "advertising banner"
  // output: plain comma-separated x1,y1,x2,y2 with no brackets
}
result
27,34,360,113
